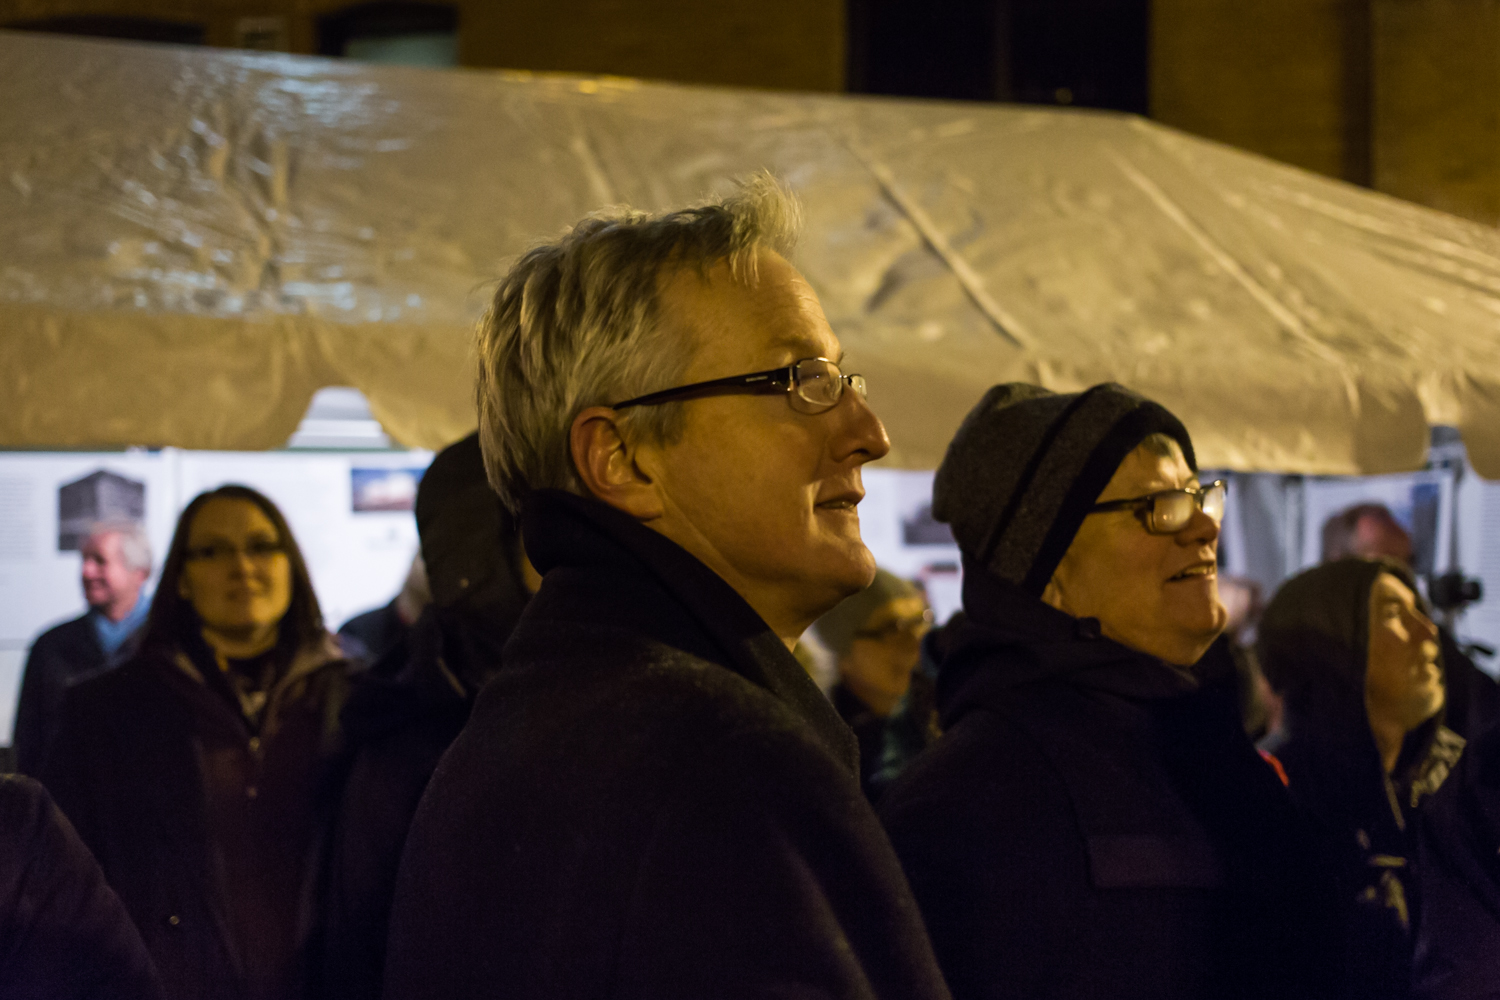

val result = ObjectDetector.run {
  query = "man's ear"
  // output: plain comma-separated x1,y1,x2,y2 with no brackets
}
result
569,406,665,521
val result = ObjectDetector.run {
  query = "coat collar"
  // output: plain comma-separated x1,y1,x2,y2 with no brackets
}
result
938,564,1203,729
521,489,858,773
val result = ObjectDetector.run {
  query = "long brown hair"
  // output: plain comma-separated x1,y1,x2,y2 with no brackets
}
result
140,484,325,659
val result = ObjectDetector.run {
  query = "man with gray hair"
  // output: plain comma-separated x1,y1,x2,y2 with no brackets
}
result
383,177,950,999
13,523,151,775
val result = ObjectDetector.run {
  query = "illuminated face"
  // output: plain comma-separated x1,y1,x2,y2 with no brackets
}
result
1043,440,1228,666
80,531,148,619
177,498,293,639
840,594,932,714
644,251,892,625
1365,572,1444,735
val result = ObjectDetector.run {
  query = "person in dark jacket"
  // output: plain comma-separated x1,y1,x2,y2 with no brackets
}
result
1413,720,1500,999
1259,559,1464,1000
0,774,165,1000
334,553,428,667
320,433,536,1000
13,522,151,774
879,382,1338,1000
383,177,950,1000
44,485,355,1000
814,568,938,799
1320,502,1500,740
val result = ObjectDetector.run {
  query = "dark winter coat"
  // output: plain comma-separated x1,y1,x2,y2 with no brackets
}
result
1260,559,1464,1000
880,568,1338,1000
1413,721,1500,999
13,613,140,775
383,489,951,1000
43,636,353,1000
0,774,165,1000
319,599,520,1000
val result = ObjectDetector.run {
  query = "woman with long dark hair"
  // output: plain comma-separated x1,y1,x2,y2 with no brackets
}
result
44,485,355,1000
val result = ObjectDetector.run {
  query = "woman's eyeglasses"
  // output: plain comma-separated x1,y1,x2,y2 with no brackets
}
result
611,357,866,416
853,608,935,642
184,539,286,564
1087,480,1227,535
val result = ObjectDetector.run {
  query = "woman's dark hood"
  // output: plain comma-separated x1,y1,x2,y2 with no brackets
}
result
1258,558,1453,839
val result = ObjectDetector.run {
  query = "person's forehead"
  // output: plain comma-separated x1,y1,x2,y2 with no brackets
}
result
1373,572,1416,603
666,252,840,369
81,531,122,555
1106,443,1196,495
189,498,278,539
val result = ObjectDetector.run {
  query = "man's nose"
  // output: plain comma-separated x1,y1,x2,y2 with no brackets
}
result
832,387,891,464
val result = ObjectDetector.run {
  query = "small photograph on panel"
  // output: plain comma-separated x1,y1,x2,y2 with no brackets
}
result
351,467,424,513
57,470,146,551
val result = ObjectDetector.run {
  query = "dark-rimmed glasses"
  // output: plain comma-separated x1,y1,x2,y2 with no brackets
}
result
853,608,935,642
611,357,866,415
1087,480,1226,535
184,539,286,564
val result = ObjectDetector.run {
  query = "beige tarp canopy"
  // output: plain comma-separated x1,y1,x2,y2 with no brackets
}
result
5,32,1500,476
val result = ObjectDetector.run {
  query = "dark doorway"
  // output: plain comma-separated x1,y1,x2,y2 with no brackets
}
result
848,0,1000,101
5,16,205,46
317,2,459,65
848,0,1150,112
1008,0,1150,113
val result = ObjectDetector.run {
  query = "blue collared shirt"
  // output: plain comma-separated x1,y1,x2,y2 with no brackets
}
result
90,593,151,662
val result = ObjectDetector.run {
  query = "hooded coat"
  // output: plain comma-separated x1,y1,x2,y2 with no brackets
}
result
1413,720,1500,999
319,434,532,1000
879,569,1339,1000
317,607,504,1000
43,634,353,1000
1258,559,1464,1000
382,489,951,1000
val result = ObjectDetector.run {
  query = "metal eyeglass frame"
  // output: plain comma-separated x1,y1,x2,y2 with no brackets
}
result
1087,480,1227,535
611,357,867,414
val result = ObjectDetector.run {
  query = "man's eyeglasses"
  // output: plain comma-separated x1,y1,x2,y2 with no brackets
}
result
611,357,866,416
184,539,286,564
853,608,935,642
1087,480,1226,535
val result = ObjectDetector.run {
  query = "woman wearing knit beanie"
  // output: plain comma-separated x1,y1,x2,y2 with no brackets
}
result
1258,559,1461,1000
880,382,1339,1000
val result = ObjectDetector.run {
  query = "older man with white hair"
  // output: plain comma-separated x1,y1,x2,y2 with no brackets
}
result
13,522,151,775
383,178,950,999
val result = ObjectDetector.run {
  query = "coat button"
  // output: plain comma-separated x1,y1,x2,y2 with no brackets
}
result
246,786,259,800
166,915,181,927
248,736,261,753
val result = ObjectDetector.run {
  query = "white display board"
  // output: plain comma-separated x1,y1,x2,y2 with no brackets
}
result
1454,472,1500,663
860,468,963,626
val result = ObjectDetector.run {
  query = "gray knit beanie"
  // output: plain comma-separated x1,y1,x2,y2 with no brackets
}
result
933,383,1196,597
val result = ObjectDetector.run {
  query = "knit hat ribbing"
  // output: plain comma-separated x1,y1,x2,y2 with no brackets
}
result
933,383,1195,597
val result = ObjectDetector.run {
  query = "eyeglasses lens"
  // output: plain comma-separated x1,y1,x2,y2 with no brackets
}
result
1151,493,1194,534
1202,483,1226,523
792,359,843,413
1149,483,1227,534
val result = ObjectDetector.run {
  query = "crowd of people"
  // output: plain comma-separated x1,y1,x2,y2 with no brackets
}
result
3,176,1500,999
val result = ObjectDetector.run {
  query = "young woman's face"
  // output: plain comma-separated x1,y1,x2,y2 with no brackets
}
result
1365,572,1444,735
177,497,293,638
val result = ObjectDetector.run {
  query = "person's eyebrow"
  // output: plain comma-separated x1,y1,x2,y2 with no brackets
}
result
770,336,840,364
